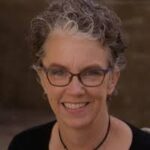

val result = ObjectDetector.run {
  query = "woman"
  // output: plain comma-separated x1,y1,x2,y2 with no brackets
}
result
9,0,150,149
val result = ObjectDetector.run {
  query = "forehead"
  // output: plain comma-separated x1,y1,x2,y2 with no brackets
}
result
42,32,110,70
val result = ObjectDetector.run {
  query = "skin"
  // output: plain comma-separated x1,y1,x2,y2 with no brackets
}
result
37,31,132,150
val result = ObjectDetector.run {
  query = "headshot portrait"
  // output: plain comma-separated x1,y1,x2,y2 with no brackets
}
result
0,0,149,150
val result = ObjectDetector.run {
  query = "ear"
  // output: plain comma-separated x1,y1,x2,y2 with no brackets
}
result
107,68,120,95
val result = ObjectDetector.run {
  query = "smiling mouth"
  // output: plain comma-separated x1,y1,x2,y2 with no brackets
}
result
62,102,89,110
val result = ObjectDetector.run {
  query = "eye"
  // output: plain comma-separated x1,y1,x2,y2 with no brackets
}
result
48,68,67,76
81,68,104,77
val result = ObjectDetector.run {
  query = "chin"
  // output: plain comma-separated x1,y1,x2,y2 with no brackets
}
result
58,115,95,130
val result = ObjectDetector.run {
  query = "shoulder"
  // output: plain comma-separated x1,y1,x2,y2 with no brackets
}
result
8,120,56,150
128,123,150,150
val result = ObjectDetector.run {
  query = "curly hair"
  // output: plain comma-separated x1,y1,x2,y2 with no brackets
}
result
30,0,126,70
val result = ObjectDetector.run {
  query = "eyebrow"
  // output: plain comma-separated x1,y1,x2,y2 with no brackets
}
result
46,63,68,70
81,65,105,71
46,63,106,72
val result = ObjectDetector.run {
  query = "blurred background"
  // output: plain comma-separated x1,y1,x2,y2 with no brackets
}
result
0,0,150,149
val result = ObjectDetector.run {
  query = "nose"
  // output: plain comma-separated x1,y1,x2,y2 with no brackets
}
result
66,76,85,96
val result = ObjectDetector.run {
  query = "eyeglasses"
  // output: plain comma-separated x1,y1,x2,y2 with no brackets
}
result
36,64,112,87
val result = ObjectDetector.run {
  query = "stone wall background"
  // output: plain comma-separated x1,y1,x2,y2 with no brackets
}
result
0,0,150,127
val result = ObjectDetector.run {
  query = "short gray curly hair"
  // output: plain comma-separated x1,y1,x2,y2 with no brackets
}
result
30,0,126,70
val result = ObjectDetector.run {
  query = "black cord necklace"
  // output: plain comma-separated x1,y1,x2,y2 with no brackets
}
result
58,116,111,150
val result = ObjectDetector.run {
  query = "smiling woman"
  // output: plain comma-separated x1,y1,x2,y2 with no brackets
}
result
8,0,150,150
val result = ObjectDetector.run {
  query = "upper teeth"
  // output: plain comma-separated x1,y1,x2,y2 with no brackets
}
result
63,103,87,109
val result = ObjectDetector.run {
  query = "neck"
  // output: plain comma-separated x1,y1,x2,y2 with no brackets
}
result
57,110,110,150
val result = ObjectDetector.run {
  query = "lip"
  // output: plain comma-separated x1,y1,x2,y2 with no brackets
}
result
61,102,90,114
63,102,89,109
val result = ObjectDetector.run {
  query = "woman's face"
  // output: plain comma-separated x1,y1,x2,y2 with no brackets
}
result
38,31,119,129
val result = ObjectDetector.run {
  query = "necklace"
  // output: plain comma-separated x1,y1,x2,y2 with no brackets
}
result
58,116,111,150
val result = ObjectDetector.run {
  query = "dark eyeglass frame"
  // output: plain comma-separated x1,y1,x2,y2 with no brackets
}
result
35,63,112,87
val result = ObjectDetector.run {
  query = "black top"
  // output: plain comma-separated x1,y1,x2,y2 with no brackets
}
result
8,121,150,150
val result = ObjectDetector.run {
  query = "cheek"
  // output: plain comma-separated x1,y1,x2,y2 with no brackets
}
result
46,89,60,114
41,75,63,101
87,85,108,102
46,86,64,107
